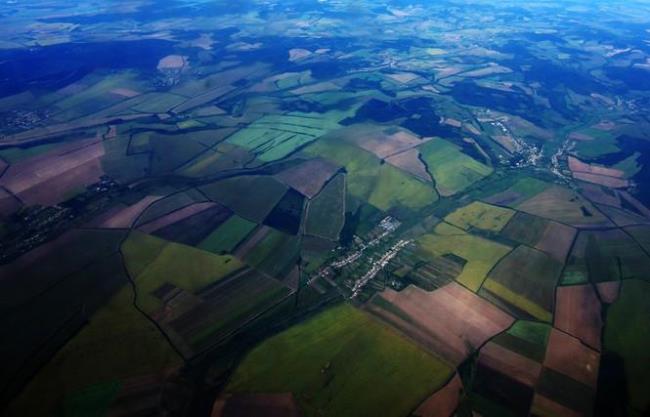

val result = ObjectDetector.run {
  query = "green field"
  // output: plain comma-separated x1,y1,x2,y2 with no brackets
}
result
198,215,257,253
61,380,122,417
492,320,551,362
130,92,186,113
6,286,181,417
573,129,619,159
603,279,650,416
481,245,562,322
135,189,206,226
227,304,452,417
417,222,512,291
419,139,493,196
305,173,346,240
243,228,300,277
200,175,288,222
445,201,515,232
500,212,548,246
122,232,244,312
614,152,643,178
483,176,550,208
564,229,650,284
226,113,340,161
305,137,437,211
0,142,61,163
149,134,208,175
50,71,143,120
179,269,291,349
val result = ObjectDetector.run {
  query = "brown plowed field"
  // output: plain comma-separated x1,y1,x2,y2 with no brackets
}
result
414,373,463,417
478,342,542,387
275,158,340,198
596,281,620,304
385,149,432,182
0,138,105,206
579,182,621,207
568,156,625,178
535,221,576,263
543,329,600,388
343,125,430,159
367,283,514,365
97,195,164,228
554,285,602,350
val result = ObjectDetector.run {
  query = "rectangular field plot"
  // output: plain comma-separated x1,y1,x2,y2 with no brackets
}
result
562,229,650,284
305,137,437,211
198,215,257,254
473,342,540,415
226,113,339,162
242,228,300,278
554,284,602,350
491,320,551,363
516,186,612,228
121,232,245,313
419,138,492,196
305,173,345,241
0,138,106,207
445,201,515,232
603,279,650,414
417,222,512,292
4,286,182,417
483,176,550,208
502,212,577,263
263,188,305,235
275,158,341,198
0,229,131,406
366,283,514,366
166,268,291,351
481,245,563,322
227,304,453,417
200,175,288,223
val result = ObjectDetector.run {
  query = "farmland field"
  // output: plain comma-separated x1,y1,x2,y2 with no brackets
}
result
417,222,512,291
445,201,515,232
227,304,453,417
305,173,346,241
3,1,650,416
517,186,611,227
243,228,300,277
419,139,493,196
200,176,288,223
481,245,563,322
491,320,551,363
603,279,650,415
5,286,181,417
198,215,257,254
305,137,437,211
367,283,514,365
226,113,340,162
122,232,244,312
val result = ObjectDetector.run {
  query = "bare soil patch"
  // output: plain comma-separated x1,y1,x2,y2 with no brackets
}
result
554,285,602,350
543,329,600,388
367,283,514,365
